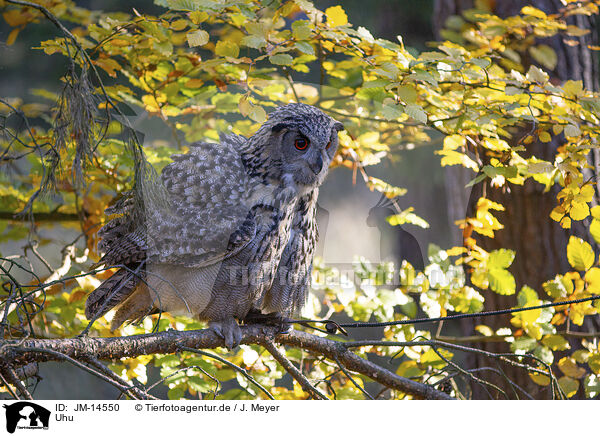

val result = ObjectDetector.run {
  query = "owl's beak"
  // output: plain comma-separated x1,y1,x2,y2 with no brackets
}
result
309,153,324,174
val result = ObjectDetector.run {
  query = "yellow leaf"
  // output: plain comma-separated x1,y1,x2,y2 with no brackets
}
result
6,27,19,46
482,138,510,151
564,80,583,98
566,236,595,271
2,9,31,27
325,5,348,27
566,25,590,37
560,216,572,229
529,372,550,386
521,6,547,19
238,95,251,117
142,94,160,113
436,149,479,171
558,357,586,379
519,301,542,325
570,201,589,221
248,105,267,123
446,246,467,256
170,19,188,31
215,40,239,58
475,325,494,337
550,206,565,222
443,134,465,150
93,57,121,78
585,267,600,294
185,78,204,89
189,11,208,24
590,219,600,245
366,177,407,198
580,184,595,202
538,131,552,143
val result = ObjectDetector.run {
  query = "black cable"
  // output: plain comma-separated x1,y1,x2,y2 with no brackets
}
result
290,295,600,333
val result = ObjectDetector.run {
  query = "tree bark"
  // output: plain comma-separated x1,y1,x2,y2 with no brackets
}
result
0,326,453,400
433,0,599,399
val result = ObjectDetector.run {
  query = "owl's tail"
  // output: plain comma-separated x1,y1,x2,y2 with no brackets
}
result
85,266,142,321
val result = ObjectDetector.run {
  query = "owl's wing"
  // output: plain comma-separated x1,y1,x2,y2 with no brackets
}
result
97,134,256,268
264,190,319,315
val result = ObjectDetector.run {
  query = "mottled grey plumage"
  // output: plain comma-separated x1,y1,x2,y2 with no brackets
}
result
85,103,342,348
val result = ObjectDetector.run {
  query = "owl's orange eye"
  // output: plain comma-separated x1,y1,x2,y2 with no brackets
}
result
326,141,332,150
295,137,309,150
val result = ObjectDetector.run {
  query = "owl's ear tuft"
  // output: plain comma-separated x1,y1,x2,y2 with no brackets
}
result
333,121,344,132
271,123,289,133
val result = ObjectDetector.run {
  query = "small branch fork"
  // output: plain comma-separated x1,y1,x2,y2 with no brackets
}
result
0,326,453,400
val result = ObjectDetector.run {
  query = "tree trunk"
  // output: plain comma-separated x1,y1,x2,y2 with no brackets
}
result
433,0,599,399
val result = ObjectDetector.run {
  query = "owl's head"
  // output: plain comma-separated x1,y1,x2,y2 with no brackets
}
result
251,103,343,189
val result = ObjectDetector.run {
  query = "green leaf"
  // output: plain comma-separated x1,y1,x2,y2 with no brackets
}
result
167,385,186,400
558,376,579,398
404,104,427,124
588,353,600,374
396,85,417,104
292,20,312,39
541,334,570,351
584,374,600,398
396,360,425,378
564,124,581,137
420,348,453,369
269,53,293,66
381,103,404,120
542,276,568,298
529,45,557,71
566,236,595,271
294,41,315,55
242,34,266,49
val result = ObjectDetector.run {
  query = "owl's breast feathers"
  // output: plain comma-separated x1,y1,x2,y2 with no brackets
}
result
89,134,318,320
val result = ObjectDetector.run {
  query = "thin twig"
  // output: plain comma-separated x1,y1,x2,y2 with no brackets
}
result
178,345,275,400
333,355,374,400
1,364,33,400
263,339,328,400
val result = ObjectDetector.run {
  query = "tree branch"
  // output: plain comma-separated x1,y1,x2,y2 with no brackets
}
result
0,326,453,400
0,211,80,222
262,339,329,400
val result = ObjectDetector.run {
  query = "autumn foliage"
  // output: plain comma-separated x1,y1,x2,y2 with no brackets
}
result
2,0,600,399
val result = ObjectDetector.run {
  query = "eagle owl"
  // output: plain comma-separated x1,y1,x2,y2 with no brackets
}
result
85,103,343,348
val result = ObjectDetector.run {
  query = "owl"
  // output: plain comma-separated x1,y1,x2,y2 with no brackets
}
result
85,103,343,348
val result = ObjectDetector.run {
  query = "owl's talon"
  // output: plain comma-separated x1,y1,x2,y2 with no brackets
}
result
209,318,243,349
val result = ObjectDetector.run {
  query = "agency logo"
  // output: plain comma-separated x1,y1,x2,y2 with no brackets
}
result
3,402,50,433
